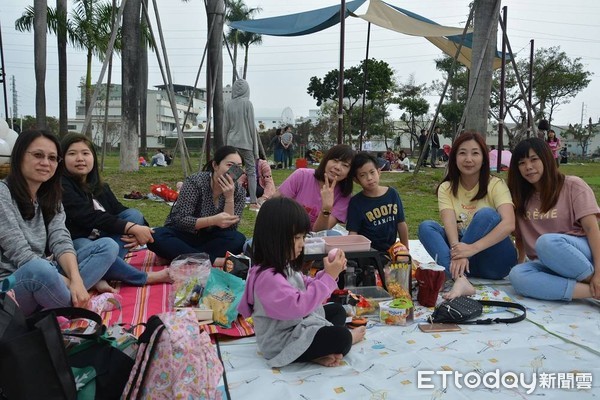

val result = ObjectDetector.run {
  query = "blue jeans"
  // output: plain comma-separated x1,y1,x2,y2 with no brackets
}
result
418,207,516,280
73,238,147,286
147,226,246,263
100,208,146,259
509,234,594,301
11,238,117,315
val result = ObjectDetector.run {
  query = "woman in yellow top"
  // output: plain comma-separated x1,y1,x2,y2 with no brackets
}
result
418,132,517,299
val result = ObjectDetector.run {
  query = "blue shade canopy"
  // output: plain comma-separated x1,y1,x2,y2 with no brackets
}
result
228,0,506,69
228,0,367,37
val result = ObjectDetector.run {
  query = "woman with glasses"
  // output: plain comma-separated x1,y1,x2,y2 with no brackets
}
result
0,130,117,315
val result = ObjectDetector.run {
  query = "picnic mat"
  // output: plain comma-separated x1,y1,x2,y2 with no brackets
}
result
102,249,172,336
216,241,600,399
102,249,255,338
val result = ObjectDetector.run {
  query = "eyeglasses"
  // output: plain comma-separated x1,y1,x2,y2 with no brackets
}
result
27,151,62,164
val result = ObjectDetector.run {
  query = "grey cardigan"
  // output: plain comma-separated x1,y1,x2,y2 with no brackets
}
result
0,182,75,278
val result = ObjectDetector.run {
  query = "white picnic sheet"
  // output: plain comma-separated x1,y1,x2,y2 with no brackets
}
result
216,240,600,399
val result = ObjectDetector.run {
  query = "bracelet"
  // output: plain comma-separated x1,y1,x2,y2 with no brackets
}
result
321,209,331,216
125,223,137,235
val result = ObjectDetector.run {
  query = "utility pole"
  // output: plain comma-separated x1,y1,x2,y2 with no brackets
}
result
0,21,9,122
11,76,18,129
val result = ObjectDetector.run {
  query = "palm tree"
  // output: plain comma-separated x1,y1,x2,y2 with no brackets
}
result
464,0,500,137
224,0,261,86
120,0,141,172
238,30,262,79
33,0,48,129
15,0,118,137
56,0,68,135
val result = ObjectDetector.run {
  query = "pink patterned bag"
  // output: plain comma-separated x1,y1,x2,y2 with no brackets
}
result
123,308,224,399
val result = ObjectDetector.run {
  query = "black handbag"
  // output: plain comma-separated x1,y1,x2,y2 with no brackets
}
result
38,307,136,400
429,296,527,324
0,287,77,400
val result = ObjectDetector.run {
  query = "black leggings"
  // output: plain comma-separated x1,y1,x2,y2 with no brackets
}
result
294,303,352,363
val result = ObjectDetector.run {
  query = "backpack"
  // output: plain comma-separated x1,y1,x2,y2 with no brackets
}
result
123,308,224,399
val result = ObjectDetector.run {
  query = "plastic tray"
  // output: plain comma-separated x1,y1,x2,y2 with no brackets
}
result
323,235,372,252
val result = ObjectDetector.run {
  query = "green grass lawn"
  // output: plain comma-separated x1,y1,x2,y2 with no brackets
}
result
102,155,600,239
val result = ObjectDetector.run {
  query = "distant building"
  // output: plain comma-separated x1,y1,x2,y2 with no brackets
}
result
68,83,207,148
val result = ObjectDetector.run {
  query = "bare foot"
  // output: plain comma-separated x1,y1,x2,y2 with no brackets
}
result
351,326,367,344
442,275,476,300
146,268,173,285
312,354,343,367
94,279,117,294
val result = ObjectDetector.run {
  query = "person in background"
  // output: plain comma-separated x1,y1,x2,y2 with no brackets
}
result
164,152,173,166
148,146,246,266
238,152,276,205
347,152,409,252
277,144,355,232
224,79,260,212
375,152,391,171
418,129,429,167
61,133,171,287
507,138,600,301
546,129,561,167
418,132,517,299
384,147,397,166
151,149,167,167
281,125,294,169
270,128,284,169
238,197,365,368
430,126,441,168
395,150,411,171
0,130,116,315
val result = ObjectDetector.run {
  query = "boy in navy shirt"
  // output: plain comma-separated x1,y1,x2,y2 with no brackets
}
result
346,152,409,252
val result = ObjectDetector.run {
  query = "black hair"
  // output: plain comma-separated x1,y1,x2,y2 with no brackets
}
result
438,131,490,200
507,137,564,217
252,197,311,276
60,133,104,196
202,145,242,172
7,129,63,223
351,151,378,178
314,144,355,196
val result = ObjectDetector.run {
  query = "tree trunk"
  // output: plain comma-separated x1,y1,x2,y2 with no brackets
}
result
34,0,47,129
232,33,238,87
207,0,225,151
464,0,500,138
121,0,142,172
85,49,93,138
243,44,249,79
56,0,67,136
139,43,148,157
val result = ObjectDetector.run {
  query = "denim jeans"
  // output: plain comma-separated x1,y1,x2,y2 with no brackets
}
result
73,237,147,286
148,226,246,263
237,148,257,204
509,233,594,301
418,207,516,280
11,237,117,315
100,208,146,259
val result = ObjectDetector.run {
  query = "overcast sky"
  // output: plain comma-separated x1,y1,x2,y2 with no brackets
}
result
1,0,599,126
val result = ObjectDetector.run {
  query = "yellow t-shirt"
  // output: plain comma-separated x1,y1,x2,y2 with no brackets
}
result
438,176,513,231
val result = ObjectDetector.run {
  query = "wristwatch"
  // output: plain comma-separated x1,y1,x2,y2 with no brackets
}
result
321,209,331,216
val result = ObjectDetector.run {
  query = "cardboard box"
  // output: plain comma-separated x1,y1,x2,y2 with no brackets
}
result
323,235,371,252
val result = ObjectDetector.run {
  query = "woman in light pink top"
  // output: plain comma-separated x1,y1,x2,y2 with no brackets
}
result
508,138,600,301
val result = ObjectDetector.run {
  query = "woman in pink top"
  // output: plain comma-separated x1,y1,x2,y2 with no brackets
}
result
546,129,561,167
507,138,600,301
277,145,355,232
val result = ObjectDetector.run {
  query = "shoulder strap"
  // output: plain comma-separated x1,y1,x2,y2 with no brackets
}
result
464,300,527,325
